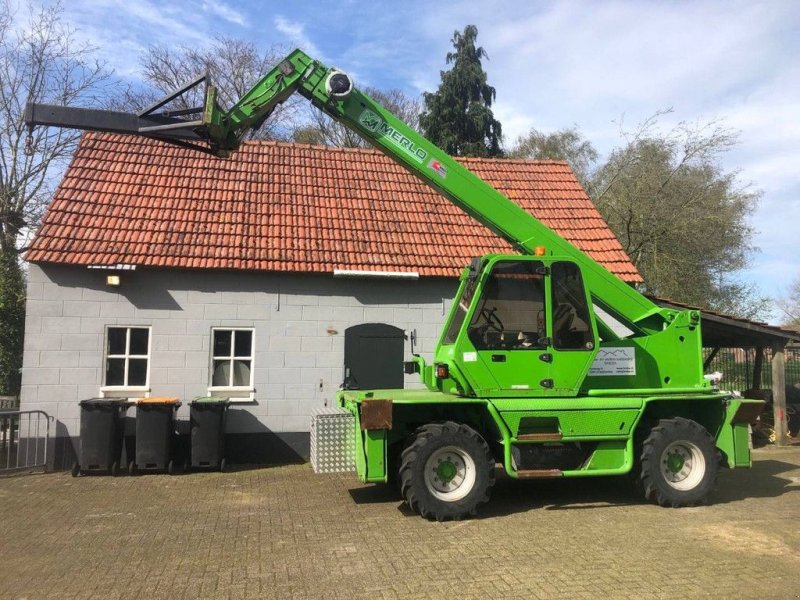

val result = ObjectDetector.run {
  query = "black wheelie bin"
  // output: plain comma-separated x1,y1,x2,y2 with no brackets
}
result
72,398,127,476
189,396,230,471
130,397,181,474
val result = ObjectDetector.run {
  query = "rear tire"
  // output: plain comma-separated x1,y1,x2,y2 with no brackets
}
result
399,421,495,521
639,417,718,507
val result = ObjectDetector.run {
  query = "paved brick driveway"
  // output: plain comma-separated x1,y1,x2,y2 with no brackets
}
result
1,446,799,599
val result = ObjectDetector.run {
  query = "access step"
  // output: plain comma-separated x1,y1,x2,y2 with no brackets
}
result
516,469,563,479
516,432,563,442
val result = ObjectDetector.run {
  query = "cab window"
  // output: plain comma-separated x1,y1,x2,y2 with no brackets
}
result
467,260,546,350
551,262,594,350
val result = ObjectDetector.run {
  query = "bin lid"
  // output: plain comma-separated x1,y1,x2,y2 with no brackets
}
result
79,397,127,407
136,396,181,406
191,395,229,405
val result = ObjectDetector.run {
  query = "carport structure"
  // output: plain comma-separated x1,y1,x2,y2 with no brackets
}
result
657,298,800,445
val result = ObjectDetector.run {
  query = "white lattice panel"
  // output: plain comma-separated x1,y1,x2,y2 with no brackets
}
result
310,407,356,473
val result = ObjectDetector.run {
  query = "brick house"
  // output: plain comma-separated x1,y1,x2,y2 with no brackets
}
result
21,133,640,465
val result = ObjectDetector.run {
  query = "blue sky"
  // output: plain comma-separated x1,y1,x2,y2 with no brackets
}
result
58,0,800,322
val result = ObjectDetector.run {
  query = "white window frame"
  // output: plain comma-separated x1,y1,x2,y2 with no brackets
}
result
209,327,255,399
100,325,152,395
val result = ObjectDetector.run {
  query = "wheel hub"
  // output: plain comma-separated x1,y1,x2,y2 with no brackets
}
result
660,440,706,491
436,460,458,484
423,445,477,502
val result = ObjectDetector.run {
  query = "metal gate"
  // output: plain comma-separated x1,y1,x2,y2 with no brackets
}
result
0,410,51,474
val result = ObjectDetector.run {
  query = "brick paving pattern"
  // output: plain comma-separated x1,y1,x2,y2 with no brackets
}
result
1,446,798,599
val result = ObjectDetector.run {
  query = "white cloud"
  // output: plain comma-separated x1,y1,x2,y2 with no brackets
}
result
273,16,324,61
201,1,248,28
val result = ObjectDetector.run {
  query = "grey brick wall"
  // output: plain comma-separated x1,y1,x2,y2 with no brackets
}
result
21,264,457,439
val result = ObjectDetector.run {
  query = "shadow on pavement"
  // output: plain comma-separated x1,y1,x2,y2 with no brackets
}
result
711,459,800,504
347,457,800,519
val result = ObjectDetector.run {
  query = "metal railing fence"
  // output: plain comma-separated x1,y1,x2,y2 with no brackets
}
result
0,410,51,474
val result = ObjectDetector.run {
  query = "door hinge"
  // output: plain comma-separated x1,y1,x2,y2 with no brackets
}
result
539,353,553,363
536,266,550,276
540,378,554,388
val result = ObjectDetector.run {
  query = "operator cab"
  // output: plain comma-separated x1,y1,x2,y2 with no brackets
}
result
438,255,599,397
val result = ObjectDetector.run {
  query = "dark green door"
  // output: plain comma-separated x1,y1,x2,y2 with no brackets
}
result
344,323,405,390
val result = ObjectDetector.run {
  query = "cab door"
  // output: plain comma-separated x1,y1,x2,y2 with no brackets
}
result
461,258,554,396
547,261,599,394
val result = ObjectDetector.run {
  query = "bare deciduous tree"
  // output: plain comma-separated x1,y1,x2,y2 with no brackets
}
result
0,0,111,252
129,36,302,141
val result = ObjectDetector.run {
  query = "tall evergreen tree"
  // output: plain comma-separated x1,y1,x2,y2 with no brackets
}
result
419,25,503,157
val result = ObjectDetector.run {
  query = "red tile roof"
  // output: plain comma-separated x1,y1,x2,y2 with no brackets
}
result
27,133,642,282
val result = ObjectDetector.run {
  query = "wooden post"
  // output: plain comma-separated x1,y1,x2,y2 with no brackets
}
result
752,346,764,391
771,342,788,446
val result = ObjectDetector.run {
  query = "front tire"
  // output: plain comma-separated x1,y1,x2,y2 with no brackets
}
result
639,417,718,507
399,422,495,521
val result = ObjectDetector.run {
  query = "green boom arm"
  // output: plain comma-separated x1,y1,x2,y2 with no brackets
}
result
203,49,668,334
25,48,671,334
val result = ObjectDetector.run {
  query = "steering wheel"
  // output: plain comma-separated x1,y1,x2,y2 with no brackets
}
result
481,307,504,332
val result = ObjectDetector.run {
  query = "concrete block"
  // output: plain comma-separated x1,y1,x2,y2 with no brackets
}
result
26,282,44,300
152,319,187,335
283,293,319,306
22,367,61,385
59,368,100,385
285,321,319,337
393,307,423,324
39,352,80,369
284,384,316,400
302,305,334,321
267,400,299,416
183,351,208,368
266,367,301,384
168,335,204,352
80,318,109,334
269,336,302,352
26,334,62,351
99,302,134,318
27,300,62,317
168,368,204,384
258,383,285,400
284,352,316,368
332,306,365,322
60,334,101,352
24,316,43,336
203,304,238,320
269,303,300,320
40,317,82,335
300,337,332,352
62,301,100,318
151,351,186,368
79,351,103,368
43,283,84,301
364,307,396,323
316,351,344,368
317,294,351,307
23,350,39,368
82,287,122,302
37,384,79,403
236,304,271,320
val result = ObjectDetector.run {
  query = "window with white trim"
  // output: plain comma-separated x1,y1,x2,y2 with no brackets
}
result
103,326,151,388
210,328,254,391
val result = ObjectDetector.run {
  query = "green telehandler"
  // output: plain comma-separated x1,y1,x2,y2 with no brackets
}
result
25,49,763,520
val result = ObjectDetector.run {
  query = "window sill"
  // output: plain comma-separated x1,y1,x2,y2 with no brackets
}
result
207,388,255,403
101,386,150,400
